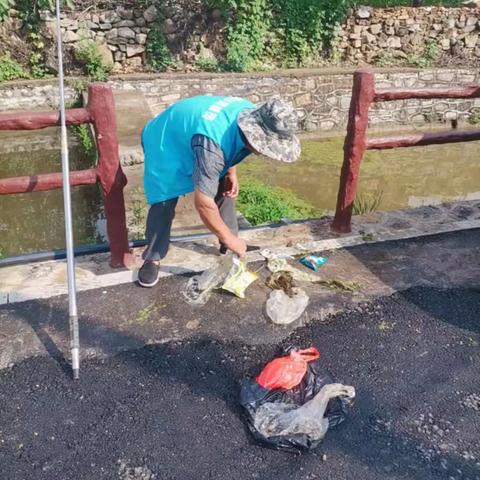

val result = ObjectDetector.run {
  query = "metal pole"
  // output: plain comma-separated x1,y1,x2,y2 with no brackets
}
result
55,0,80,380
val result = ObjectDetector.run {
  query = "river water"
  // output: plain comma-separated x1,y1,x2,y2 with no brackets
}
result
239,132,480,212
0,129,104,258
1,127,479,258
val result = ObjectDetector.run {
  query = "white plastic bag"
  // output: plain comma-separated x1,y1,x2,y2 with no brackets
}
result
253,383,355,441
183,256,233,305
266,288,309,325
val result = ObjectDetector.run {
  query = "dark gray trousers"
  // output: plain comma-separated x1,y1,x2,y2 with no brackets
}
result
142,178,238,261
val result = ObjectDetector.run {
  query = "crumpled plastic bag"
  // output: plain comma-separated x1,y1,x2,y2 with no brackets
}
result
222,257,258,299
183,256,257,305
262,251,318,283
240,346,354,453
252,383,355,443
266,288,309,325
257,348,320,390
183,256,233,305
300,255,327,271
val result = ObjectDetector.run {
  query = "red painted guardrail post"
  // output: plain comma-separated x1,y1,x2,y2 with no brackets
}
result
87,83,132,268
331,70,375,233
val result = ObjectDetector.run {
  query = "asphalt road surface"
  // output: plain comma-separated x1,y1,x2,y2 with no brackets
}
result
0,287,479,480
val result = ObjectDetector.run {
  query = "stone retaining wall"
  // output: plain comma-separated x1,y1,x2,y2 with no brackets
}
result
2,68,480,134
112,69,480,131
38,1,224,73
6,5,480,73
0,69,480,131
337,6,480,64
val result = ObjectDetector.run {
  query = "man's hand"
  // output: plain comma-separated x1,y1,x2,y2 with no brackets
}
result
225,236,247,258
223,167,239,198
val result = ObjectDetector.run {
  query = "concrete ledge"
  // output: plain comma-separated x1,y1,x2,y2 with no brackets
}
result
0,67,428,90
1,200,479,305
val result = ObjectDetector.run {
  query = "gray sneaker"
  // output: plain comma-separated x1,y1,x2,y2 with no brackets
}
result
138,261,160,287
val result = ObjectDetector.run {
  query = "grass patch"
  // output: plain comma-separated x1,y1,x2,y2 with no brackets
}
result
237,180,323,225
374,40,440,68
353,190,384,215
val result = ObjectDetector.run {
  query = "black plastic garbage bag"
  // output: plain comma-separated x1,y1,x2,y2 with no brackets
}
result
239,348,353,453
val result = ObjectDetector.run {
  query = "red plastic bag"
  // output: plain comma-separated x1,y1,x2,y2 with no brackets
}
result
256,347,320,390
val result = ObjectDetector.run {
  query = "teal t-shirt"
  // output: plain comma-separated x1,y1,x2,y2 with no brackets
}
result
142,95,255,204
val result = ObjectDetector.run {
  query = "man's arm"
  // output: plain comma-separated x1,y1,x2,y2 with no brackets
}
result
194,190,246,257
191,135,246,257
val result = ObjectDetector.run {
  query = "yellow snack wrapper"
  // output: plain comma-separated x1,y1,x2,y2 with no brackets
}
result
222,258,258,299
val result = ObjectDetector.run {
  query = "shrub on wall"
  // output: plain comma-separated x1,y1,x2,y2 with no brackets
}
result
0,0,13,21
211,0,272,71
211,0,350,71
74,39,112,81
146,22,175,71
0,52,30,81
274,0,348,66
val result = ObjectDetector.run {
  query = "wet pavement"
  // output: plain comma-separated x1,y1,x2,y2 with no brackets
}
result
0,230,479,479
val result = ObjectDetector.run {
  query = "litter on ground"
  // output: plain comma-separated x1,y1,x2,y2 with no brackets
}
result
266,288,309,325
262,251,319,283
221,257,258,298
240,346,355,452
265,271,295,295
300,255,328,271
183,256,258,305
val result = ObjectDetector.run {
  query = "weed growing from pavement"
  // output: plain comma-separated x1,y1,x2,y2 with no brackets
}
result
362,233,376,242
353,190,384,216
72,124,96,161
135,303,159,324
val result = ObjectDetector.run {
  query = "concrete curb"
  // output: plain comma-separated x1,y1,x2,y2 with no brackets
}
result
1,215,479,306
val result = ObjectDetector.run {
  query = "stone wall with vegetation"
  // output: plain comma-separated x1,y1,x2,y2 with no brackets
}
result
2,68,480,133
2,2,480,82
38,1,225,73
337,6,480,66
41,6,155,71
39,5,480,73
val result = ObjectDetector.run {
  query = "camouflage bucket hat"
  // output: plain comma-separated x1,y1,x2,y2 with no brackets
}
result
237,97,301,163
